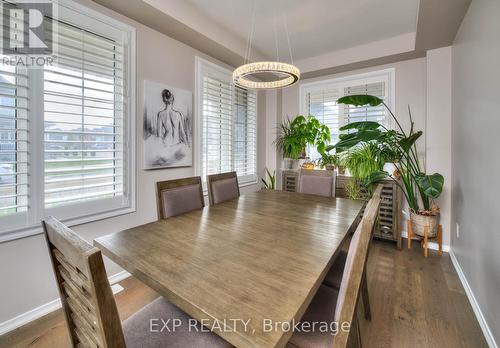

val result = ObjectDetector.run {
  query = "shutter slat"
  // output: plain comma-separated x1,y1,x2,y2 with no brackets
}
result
44,18,125,208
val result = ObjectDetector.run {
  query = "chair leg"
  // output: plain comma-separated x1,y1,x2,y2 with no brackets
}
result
407,220,412,249
361,273,371,320
438,224,443,256
424,225,428,258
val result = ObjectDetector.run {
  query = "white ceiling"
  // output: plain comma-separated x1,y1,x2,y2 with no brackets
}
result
145,0,419,62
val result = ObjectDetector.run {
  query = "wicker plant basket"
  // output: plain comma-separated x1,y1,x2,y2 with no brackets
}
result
410,211,439,237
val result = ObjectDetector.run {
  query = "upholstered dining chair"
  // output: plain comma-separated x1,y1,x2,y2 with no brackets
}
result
286,186,382,348
42,217,232,348
298,169,336,197
207,171,240,205
156,176,204,219
322,185,383,321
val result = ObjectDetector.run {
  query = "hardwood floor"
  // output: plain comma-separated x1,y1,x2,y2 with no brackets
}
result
0,240,487,348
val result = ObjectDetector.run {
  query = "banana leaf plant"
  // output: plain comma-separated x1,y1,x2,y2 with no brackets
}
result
333,95,444,214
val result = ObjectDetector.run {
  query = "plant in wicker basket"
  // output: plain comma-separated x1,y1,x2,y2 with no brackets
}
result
333,95,444,237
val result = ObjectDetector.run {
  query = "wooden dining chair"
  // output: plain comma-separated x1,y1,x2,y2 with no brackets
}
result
322,185,383,320
156,176,204,219
42,217,232,348
286,186,382,348
207,171,240,205
298,169,336,197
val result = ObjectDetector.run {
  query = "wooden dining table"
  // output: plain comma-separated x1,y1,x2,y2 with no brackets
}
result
94,189,364,348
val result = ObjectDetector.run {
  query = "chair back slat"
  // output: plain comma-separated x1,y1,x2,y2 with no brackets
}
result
207,171,240,205
298,169,336,197
332,184,383,348
43,216,126,348
156,176,205,219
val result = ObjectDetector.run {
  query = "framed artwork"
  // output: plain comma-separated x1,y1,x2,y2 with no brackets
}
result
143,80,193,169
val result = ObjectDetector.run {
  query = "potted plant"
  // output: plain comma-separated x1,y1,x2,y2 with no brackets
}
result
260,168,276,190
275,115,330,169
333,95,444,238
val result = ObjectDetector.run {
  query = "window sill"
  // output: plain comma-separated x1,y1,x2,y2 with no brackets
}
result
0,206,136,244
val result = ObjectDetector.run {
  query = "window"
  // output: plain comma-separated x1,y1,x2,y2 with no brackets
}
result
0,0,136,241
196,58,257,186
43,20,125,209
0,61,28,219
301,69,394,160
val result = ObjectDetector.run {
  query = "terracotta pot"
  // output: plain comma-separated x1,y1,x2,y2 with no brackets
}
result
410,211,439,237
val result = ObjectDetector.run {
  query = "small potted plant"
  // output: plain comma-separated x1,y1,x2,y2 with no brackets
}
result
333,95,444,238
260,168,276,190
275,115,330,169
318,145,340,171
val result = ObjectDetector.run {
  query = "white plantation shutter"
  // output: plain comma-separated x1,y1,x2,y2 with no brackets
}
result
202,76,233,177
200,61,257,185
43,19,126,208
302,72,392,160
0,62,28,217
343,82,386,125
0,0,135,240
306,88,341,160
233,86,256,179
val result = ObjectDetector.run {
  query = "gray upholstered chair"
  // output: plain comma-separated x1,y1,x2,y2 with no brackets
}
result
207,171,240,205
298,169,336,197
286,186,382,348
156,176,204,219
43,217,232,348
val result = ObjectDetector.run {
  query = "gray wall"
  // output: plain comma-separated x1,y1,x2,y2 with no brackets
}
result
452,0,500,343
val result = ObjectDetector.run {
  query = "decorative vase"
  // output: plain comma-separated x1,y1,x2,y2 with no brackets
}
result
325,164,335,171
410,211,439,237
337,166,346,175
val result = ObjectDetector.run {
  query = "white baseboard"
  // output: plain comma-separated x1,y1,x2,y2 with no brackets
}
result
449,249,498,348
400,231,450,252
0,270,131,336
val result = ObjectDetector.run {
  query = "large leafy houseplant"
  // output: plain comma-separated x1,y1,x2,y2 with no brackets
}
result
275,115,331,161
333,95,444,236
340,142,387,199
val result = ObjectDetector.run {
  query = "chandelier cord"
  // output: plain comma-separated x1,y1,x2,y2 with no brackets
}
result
273,4,279,61
244,0,257,64
283,13,294,65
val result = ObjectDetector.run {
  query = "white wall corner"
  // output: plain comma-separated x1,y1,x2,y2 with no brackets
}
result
449,249,498,348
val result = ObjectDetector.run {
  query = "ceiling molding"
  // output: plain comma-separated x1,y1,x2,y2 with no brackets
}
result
296,33,416,74
92,0,471,79
302,51,426,80
91,0,246,68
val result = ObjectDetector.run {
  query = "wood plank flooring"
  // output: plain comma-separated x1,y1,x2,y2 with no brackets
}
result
0,240,488,348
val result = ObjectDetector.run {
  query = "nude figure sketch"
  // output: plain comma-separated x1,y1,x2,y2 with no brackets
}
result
143,82,193,169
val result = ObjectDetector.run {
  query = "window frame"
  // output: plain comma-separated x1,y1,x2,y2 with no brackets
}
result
0,0,136,242
299,68,395,159
195,57,258,190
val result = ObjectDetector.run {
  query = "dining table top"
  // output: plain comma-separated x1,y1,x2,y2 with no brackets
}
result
94,189,365,348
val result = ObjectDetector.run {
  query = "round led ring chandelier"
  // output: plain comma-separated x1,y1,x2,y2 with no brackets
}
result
233,4,299,90
233,61,300,89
